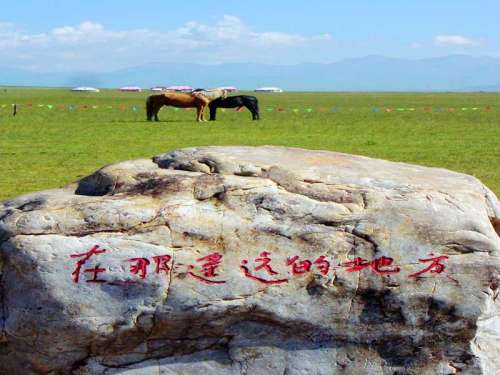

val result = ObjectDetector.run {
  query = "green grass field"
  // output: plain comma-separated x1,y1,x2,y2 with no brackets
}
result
0,87,499,201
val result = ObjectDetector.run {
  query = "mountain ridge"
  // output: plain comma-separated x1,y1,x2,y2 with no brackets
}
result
1,55,499,91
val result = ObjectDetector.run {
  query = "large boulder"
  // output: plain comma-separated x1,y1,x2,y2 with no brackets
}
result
0,146,499,375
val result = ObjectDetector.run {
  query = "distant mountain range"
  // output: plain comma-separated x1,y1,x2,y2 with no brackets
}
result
1,55,499,91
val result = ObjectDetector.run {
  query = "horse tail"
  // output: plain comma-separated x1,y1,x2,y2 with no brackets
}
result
146,95,153,121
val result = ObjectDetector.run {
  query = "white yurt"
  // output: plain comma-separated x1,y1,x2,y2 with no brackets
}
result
166,85,194,92
71,87,100,92
254,87,283,93
119,86,142,92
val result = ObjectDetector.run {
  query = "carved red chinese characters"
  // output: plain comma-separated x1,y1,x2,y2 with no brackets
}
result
287,255,330,276
128,258,150,279
70,245,107,283
343,256,400,275
128,255,173,279
241,251,289,284
287,256,312,275
186,252,226,284
153,255,172,274
409,255,449,278
69,246,452,287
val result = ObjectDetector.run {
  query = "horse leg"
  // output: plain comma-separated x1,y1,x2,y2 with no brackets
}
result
209,106,216,121
196,106,202,122
200,103,208,121
146,97,153,121
154,104,160,121
253,102,260,120
245,104,257,120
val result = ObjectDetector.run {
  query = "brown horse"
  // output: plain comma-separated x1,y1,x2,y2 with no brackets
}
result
146,92,209,122
146,89,228,122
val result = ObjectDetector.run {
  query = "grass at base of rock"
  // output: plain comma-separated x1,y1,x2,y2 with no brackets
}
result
0,88,499,201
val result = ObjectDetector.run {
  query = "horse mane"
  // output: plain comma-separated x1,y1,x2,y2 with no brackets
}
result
191,88,228,101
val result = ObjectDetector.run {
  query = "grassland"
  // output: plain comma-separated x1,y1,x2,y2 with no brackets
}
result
0,87,499,201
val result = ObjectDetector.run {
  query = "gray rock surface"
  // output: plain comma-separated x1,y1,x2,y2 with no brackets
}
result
0,145,499,374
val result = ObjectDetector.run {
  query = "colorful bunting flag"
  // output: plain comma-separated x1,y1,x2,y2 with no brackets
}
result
3,103,496,115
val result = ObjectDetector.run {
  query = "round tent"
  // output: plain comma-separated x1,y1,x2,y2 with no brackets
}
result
254,87,283,92
254,87,283,93
119,86,142,92
166,85,194,92
71,87,100,92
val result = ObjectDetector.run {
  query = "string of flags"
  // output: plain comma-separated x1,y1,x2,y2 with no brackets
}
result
263,106,494,113
0,104,142,112
0,103,497,113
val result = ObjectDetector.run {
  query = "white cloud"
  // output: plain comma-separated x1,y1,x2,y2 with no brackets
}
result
434,35,477,46
0,17,333,71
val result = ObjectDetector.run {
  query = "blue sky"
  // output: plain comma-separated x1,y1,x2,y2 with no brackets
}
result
1,1,499,71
